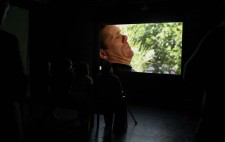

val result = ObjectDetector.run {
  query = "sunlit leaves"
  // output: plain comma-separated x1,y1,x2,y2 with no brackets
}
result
117,22,183,75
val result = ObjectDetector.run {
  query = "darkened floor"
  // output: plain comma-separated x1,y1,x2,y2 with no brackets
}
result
88,104,198,142
24,102,199,142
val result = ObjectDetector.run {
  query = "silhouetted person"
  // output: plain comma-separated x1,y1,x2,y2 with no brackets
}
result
1,0,28,141
94,61,127,132
183,1,225,141
71,61,93,132
48,58,73,111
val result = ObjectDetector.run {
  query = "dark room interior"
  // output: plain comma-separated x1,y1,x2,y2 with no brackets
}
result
1,0,225,142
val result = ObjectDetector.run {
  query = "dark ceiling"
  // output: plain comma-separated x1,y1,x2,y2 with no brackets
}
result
12,0,220,11
10,0,224,19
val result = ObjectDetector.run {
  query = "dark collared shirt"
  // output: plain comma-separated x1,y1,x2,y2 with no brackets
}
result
111,63,136,73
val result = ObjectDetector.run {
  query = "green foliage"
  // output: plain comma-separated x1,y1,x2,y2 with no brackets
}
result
118,22,183,75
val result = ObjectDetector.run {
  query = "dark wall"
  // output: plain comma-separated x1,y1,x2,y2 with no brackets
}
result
29,4,57,96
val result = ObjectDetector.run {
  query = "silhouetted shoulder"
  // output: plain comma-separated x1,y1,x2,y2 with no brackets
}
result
0,29,23,73
0,29,18,44
0,29,27,98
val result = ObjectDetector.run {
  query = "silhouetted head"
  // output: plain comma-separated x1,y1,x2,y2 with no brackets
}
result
0,0,10,26
50,58,73,76
63,58,73,72
77,61,90,76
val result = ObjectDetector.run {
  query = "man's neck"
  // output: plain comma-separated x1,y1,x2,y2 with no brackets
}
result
107,57,132,66
108,59,131,66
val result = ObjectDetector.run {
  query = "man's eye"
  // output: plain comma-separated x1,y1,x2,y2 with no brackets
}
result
115,35,120,40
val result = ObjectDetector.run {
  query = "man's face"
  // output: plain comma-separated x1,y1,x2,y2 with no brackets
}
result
100,25,134,65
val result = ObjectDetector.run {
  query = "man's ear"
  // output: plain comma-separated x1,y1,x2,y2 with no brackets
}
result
100,49,108,60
